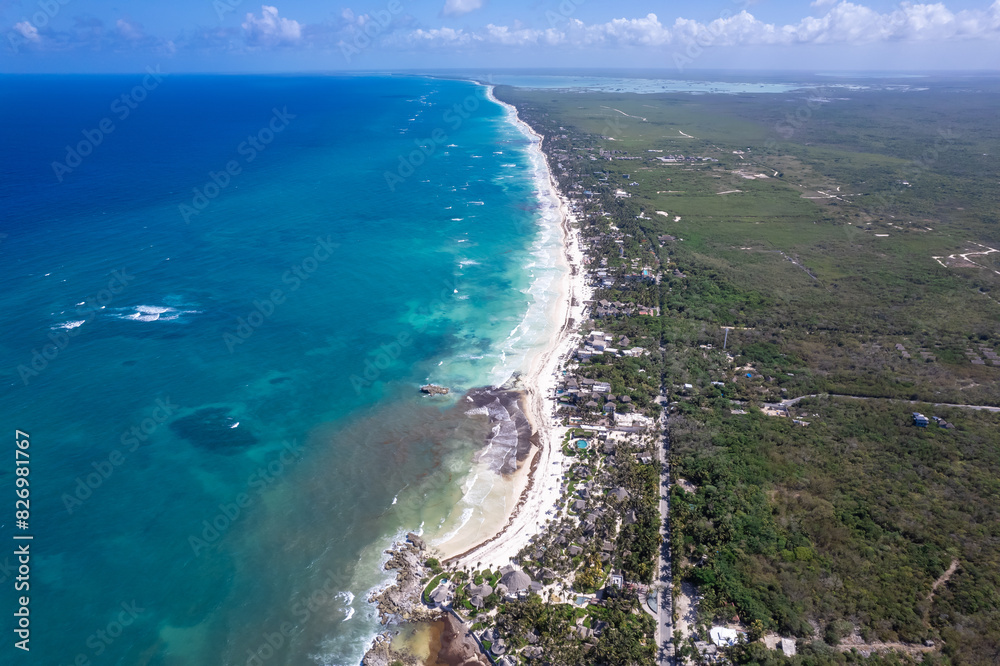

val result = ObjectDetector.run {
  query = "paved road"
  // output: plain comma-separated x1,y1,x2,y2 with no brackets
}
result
655,408,674,665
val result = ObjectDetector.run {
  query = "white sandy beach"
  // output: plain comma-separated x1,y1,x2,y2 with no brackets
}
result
434,87,593,571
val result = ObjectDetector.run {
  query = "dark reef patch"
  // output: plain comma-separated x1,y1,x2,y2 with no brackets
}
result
170,407,257,452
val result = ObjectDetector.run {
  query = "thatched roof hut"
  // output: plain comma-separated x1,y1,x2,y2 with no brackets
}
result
499,569,533,594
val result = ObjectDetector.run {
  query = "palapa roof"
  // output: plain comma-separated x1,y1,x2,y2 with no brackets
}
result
500,569,533,593
468,583,493,598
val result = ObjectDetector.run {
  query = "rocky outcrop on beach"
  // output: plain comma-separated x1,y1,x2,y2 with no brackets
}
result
421,384,450,395
362,614,490,666
369,540,435,625
364,536,491,666
362,634,422,666
363,539,437,666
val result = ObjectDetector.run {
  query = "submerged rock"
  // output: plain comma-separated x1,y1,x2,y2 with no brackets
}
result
362,634,421,666
421,384,450,395
170,407,256,452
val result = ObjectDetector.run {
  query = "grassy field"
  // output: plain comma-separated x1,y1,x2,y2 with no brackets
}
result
502,83,1000,405
498,80,1000,664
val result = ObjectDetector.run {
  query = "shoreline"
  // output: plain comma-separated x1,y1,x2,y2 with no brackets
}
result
363,81,590,665
435,84,590,570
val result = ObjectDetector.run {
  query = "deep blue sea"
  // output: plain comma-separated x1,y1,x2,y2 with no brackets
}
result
0,75,561,664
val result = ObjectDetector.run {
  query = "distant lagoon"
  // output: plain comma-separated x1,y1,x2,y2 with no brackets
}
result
478,74,807,94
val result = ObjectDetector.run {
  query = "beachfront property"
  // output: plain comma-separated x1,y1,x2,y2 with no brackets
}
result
373,78,873,666
386,169,673,664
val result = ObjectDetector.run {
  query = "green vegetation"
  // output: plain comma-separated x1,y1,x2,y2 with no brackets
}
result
497,80,1000,664
673,401,1000,651
421,573,447,605
492,592,655,665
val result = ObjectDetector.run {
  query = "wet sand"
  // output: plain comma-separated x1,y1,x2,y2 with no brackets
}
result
434,86,591,570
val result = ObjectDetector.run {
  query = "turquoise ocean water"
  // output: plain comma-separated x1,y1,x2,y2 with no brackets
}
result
0,75,562,664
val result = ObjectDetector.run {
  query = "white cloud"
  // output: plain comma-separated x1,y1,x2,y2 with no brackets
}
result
480,23,563,46
401,2,1000,50
442,0,483,18
409,26,475,46
13,20,40,42
116,18,145,42
242,5,302,47
569,13,674,47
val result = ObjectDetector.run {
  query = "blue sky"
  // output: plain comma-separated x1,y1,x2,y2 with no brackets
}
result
2,0,999,73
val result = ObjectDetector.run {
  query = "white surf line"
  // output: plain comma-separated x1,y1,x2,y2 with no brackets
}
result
601,106,647,122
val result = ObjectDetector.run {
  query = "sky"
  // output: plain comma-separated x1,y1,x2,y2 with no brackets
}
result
2,0,999,73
